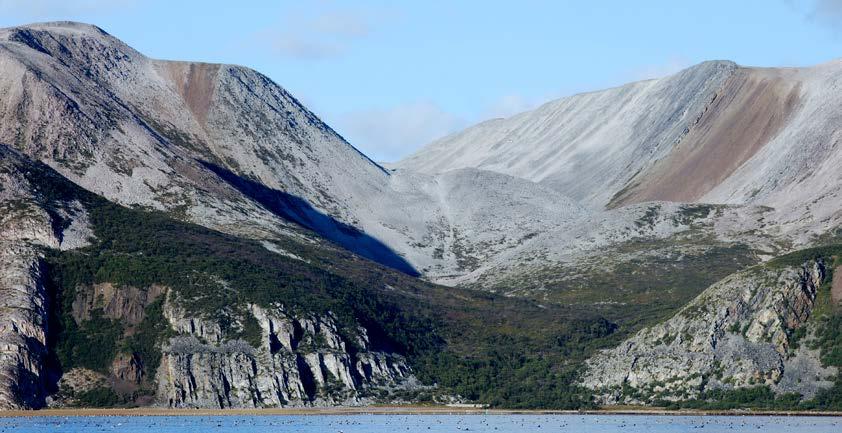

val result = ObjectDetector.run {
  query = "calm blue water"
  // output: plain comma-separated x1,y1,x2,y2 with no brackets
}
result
1,414,840,432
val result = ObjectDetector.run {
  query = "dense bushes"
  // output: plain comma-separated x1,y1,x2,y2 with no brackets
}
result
73,387,122,407
659,386,803,410
804,313,842,410
54,308,124,373
121,298,174,380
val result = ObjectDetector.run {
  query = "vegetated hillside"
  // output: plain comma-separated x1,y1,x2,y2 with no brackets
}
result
0,146,619,409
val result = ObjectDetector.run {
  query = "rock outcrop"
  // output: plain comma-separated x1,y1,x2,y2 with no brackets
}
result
156,298,413,408
0,146,91,408
0,244,51,409
581,260,837,403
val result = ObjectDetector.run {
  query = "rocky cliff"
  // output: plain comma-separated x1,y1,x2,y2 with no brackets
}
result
581,260,837,403
156,299,414,408
0,146,91,409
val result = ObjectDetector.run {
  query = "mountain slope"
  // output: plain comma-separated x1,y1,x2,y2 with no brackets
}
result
0,21,416,273
582,249,842,409
397,61,737,207
0,143,617,409
397,60,842,243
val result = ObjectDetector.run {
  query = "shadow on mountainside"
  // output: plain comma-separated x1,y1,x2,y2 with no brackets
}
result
199,160,419,276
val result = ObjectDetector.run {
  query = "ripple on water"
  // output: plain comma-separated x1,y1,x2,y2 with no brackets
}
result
0,415,839,433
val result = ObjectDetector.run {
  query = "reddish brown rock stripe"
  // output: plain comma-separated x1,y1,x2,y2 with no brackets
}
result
612,68,802,206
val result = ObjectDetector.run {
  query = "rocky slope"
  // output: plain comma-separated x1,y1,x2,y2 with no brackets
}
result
0,21,748,291
0,143,603,410
581,259,837,403
0,144,420,409
398,59,842,249
398,61,737,208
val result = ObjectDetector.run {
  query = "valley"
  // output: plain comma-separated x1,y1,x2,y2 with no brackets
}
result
0,21,840,411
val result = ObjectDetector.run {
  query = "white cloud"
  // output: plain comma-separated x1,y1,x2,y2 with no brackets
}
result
272,37,342,61
311,10,371,38
785,0,842,31
334,101,466,162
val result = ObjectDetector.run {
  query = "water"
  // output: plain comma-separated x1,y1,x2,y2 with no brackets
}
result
1,414,840,432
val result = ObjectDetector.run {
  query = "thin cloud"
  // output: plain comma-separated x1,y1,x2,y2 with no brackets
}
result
808,0,842,24
786,0,842,30
265,5,388,61
312,11,371,38
335,94,557,162
626,57,693,81
335,101,466,163
272,37,342,61
481,94,543,119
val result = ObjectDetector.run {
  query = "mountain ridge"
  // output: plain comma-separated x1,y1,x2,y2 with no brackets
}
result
0,21,841,411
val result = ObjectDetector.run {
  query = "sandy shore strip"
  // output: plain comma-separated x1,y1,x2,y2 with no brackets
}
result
1,406,842,417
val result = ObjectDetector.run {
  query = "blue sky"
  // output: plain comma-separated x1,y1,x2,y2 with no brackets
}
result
0,0,840,161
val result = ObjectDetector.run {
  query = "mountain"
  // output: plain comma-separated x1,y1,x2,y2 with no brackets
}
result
397,60,842,240
0,21,840,411
396,57,842,408
581,257,837,405
0,22,615,410
395,57,842,314
0,21,591,283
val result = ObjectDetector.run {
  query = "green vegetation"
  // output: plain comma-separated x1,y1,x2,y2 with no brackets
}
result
73,387,122,408
658,386,803,410
663,249,842,411
802,253,842,410
805,313,842,410
27,156,842,410
121,298,175,380
490,237,757,329
766,244,842,269
54,308,124,373
634,204,662,229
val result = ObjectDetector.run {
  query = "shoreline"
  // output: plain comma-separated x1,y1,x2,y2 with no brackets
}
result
2,406,842,418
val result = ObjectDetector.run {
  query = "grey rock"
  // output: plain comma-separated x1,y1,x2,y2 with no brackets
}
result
581,261,836,403
155,300,414,408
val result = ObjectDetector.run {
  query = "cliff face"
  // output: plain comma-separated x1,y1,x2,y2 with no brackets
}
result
156,299,413,408
582,260,837,403
0,146,91,409
0,244,51,409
